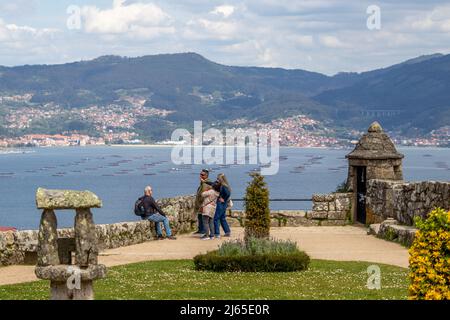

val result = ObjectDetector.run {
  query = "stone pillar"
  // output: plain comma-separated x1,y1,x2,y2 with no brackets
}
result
37,209,59,266
75,209,98,267
50,282,72,300
50,280,94,300
72,281,94,300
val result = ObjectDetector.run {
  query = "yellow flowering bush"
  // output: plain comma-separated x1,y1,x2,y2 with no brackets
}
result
408,208,450,300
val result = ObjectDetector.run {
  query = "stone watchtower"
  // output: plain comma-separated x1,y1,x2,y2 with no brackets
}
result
345,122,404,224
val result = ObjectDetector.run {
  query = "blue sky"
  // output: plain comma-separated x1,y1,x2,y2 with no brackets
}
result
1,0,450,74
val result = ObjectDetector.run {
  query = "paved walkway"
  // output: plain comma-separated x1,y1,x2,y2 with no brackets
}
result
0,226,409,286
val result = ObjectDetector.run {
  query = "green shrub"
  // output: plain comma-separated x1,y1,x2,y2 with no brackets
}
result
194,251,310,272
194,237,310,272
244,173,271,241
218,238,299,256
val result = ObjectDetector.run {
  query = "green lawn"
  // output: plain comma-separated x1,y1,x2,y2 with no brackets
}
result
0,260,409,300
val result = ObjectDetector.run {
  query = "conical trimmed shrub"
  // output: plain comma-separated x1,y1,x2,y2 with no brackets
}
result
244,172,270,241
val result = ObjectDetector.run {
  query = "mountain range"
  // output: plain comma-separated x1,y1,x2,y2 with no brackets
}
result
1,52,449,137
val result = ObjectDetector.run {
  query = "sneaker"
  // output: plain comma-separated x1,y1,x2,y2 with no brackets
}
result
215,235,221,239
201,237,211,241
200,235,209,240
209,237,214,240
224,233,231,237
167,235,177,240
157,235,165,240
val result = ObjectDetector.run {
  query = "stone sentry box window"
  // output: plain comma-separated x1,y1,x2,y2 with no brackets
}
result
34,188,107,300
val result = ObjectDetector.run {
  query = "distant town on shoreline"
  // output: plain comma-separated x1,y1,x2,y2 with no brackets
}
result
0,129,448,149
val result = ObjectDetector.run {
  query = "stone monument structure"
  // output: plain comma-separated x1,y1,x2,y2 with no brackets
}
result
34,188,107,300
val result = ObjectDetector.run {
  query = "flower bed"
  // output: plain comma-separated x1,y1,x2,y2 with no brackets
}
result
194,238,310,272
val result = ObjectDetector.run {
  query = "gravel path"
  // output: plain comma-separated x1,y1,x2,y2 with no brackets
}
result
0,226,409,286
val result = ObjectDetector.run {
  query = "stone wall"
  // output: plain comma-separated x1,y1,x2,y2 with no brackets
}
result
366,179,450,225
227,210,319,227
227,192,352,227
0,195,196,266
309,193,352,225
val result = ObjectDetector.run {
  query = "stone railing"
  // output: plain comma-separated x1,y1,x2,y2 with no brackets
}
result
0,195,196,266
309,193,352,225
366,179,450,225
228,210,314,227
227,193,352,227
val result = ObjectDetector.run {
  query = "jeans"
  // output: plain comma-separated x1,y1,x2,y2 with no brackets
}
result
202,215,214,238
147,213,172,237
214,202,231,236
197,213,205,233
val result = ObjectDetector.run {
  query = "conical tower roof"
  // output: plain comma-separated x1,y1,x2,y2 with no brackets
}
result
346,122,404,160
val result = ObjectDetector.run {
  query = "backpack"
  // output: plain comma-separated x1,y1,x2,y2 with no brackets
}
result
134,197,146,217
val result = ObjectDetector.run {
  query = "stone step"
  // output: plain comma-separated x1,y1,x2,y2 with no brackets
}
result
369,219,417,247
367,223,380,235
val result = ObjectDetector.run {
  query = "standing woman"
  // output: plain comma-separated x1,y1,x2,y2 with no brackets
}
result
214,173,232,238
200,183,219,240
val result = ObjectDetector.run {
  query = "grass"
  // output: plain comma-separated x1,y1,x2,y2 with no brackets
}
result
0,259,409,300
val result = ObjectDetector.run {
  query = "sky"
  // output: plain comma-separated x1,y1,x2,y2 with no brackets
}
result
1,0,450,75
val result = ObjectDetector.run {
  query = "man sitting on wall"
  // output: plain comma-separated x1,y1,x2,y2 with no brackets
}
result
142,186,176,240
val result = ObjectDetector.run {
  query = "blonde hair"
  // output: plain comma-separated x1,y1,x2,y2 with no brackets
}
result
217,173,231,191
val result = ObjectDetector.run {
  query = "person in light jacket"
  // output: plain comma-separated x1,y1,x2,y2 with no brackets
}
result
193,169,212,235
200,183,220,240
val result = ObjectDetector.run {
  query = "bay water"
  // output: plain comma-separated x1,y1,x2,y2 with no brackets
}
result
0,146,448,230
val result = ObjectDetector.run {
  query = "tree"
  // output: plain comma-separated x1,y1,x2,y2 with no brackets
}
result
244,172,271,241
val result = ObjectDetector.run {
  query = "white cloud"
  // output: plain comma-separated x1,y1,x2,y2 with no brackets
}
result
0,18,62,66
287,35,315,47
406,5,450,32
0,0,37,16
184,18,240,41
245,0,344,15
81,0,174,38
221,40,277,66
210,5,235,18
318,35,346,48
0,19,57,43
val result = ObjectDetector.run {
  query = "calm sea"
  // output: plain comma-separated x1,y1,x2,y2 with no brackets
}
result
0,146,449,230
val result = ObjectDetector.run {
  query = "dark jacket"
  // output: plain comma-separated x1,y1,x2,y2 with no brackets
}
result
215,185,231,217
142,195,166,217
218,185,231,203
